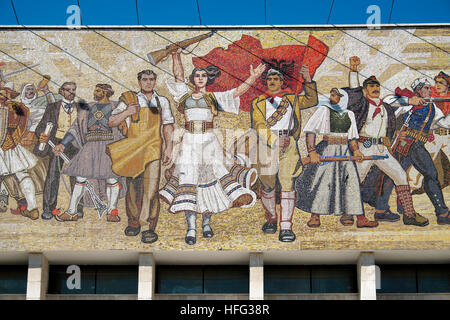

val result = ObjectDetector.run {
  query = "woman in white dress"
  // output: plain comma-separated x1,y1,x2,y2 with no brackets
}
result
160,49,265,245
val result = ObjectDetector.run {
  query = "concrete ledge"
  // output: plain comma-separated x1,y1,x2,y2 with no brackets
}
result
0,294,26,300
46,294,137,300
377,293,450,300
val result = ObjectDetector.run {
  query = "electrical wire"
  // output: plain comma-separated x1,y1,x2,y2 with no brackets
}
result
326,0,335,25
10,0,20,25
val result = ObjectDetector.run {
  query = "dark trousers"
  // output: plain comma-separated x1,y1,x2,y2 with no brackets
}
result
42,143,83,214
376,141,448,215
126,160,161,231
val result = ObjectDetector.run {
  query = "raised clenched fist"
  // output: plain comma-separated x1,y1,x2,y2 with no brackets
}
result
349,56,360,72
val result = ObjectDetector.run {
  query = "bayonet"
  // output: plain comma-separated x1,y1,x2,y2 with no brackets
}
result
0,64,40,82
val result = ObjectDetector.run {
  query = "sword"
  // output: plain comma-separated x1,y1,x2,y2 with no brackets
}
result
48,140,108,218
0,64,40,82
391,108,415,152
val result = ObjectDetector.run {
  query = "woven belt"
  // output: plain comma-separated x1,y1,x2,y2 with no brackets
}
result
359,136,385,145
433,128,449,136
404,127,429,143
185,121,214,134
324,136,348,144
85,130,114,142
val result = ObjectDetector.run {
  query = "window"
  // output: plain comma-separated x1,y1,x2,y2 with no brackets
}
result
0,265,28,294
156,265,249,294
48,265,138,294
264,266,310,293
156,266,203,294
264,265,357,294
204,266,248,294
377,265,450,294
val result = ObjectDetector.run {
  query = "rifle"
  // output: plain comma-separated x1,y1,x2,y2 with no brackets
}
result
147,31,216,65
424,97,450,103
301,154,389,166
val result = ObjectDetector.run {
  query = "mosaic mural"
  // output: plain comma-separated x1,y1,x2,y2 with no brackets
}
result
0,26,448,251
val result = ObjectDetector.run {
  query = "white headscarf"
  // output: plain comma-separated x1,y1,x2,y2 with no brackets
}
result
20,83,37,106
411,78,431,92
317,88,349,114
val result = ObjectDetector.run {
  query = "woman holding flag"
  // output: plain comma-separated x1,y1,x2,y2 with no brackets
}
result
159,49,264,245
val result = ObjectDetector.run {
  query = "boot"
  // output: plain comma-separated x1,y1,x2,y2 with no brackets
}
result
261,189,277,234
307,214,321,228
279,191,296,242
356,215,378,228
395,185,429,227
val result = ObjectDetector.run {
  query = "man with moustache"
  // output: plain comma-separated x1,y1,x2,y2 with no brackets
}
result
53,84,126,222
343,56,429,227
34,81,87,220
371,78,450,225
251,66,318,242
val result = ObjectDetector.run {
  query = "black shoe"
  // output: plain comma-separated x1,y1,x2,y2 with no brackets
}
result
374,209,400,222
403,214,429,227
279,229,296,242
185,235,196,245
141,230,158,244
437,212,450,225
77,211,84,219
262,222,277,234
124,225,141,236
41,211,53,220
202,226,214,238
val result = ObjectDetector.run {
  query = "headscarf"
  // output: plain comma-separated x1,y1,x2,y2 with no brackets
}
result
20,83,37,106
318,88,349,114
411,78,431,92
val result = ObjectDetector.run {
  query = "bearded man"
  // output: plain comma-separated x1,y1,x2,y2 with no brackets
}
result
53,84,126,222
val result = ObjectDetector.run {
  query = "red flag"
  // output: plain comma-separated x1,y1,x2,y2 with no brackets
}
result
192,35,328,111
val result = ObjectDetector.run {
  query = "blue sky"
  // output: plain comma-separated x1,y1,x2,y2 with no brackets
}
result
1,0,449,25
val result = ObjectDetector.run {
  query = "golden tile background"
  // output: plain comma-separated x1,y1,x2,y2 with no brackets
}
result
0,27,448,252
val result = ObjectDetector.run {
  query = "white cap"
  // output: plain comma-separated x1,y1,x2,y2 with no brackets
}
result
411,78,431,92
4,82,14,91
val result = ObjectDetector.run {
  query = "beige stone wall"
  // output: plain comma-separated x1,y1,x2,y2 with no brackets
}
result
0,26,448,252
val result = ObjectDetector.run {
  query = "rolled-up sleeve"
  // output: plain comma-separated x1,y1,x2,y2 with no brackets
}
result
348,111,359,140
159,96,175,125
166,78,190,102
213,89,240,114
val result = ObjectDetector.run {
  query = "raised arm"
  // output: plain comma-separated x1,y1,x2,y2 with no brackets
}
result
171,49,185,83
233,63,266,98
295,66,318,110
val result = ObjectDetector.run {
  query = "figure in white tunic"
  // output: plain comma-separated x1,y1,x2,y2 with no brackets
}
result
159,49,265,245
295,88,377,228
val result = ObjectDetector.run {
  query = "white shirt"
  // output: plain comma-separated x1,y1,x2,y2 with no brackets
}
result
165,78,240,117
349,71,388,138
264,96,294,131
360,103,388,138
